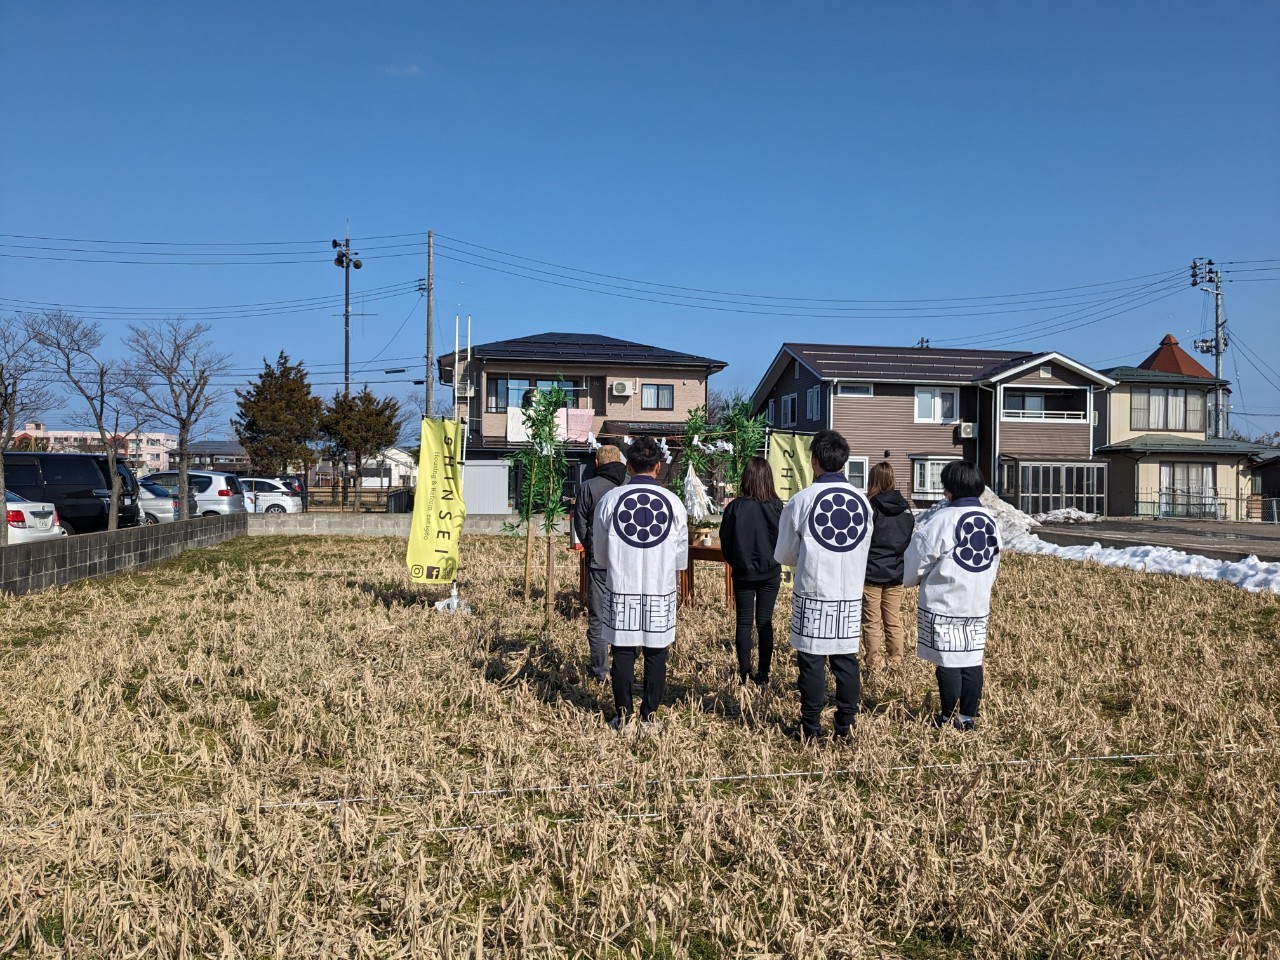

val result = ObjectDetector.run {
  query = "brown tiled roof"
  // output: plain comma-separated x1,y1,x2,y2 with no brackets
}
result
787,343,1030,383
438,332,726,379
1137,334,1215,379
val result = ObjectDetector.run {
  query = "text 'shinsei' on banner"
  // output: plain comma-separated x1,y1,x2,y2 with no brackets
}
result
766,432,813,502
406,418,466,584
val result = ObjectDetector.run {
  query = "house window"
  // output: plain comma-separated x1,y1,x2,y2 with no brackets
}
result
766,399,775,425
486,378,578,413
1039,364,1053,378
845,457,868,489
1004,391,1046,415
912,457,958,497
805,386,821,421
641,383,674,411
1014,462,1107,515
486,377,527,413
914,387,959,424
781,394,798,427
836,383,873,397
1156,461,1219,519
1131,388,1203,432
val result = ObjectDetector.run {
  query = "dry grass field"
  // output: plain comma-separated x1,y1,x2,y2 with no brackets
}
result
1,533,1278,958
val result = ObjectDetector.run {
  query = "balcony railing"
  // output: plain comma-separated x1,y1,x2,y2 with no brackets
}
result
1001,409,1087,421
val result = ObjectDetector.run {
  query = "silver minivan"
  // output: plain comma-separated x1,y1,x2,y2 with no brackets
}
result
141,470,247,516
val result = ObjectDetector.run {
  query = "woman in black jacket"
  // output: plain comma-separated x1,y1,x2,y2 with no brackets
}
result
862,461,915,675
719,456,784,684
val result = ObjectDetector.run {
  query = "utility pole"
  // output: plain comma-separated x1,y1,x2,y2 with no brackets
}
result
425,231,434,416
331,235,363,398
331,233,363,510
1191,259,1226,438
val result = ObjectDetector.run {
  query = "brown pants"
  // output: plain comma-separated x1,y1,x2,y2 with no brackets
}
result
861,583,906,671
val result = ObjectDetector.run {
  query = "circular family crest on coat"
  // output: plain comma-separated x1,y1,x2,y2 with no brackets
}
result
613,489,674,548
953,510,1000,572
806,488,869,552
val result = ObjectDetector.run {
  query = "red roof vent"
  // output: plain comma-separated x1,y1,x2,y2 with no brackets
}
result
1137,333,1216,378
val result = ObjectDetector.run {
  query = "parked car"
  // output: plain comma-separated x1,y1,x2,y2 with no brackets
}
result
240,476,303,514
141,470,247,516
5,490,66,544
2,452,142,534
274,475,306,496
137,479,199,524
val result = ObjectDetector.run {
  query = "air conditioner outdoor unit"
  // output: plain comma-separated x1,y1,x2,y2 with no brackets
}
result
611,380,634,398
957,422,978,439
454,379,474,399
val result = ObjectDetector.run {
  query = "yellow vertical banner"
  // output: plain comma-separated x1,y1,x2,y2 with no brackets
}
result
767,432,813,502
406,418,466,584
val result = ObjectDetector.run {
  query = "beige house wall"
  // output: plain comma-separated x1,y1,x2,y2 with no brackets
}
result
1107,384,1209,445
1132,456,1254,521
466,361,709,442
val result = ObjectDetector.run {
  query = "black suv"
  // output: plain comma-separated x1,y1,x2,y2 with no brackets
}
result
2,452,142,534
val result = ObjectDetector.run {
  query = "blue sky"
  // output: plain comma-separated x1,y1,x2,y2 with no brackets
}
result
3,3,1278,436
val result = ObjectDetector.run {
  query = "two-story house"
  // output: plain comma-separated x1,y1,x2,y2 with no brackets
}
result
750,343,1115,514
1095,334,1269,521
438,332,726,513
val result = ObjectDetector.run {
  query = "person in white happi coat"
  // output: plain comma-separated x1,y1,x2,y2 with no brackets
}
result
774,430,874,740
593,435,689,726
903,460,1002,732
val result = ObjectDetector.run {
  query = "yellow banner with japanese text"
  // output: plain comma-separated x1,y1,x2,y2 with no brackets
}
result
766,431,813,502
406,418,466,584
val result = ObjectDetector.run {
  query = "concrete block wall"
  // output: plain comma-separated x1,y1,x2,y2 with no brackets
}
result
0,514,248,597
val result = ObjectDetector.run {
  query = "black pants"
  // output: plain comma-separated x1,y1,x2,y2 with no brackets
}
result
585,566,610,680
936,665,984,718
733,573,780,680
611,645,669,721
796,650,860,737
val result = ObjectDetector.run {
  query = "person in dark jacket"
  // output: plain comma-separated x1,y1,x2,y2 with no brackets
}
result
573,444,628,681
719,456,784,685
861,461,915,675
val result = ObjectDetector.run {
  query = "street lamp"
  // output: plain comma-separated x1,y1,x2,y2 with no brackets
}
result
332,236,363,398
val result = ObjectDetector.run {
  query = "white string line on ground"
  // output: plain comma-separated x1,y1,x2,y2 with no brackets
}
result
2,745,1273,837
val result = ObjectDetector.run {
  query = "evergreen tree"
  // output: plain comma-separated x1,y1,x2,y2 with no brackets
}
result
320,387,403,508
233,352,323,477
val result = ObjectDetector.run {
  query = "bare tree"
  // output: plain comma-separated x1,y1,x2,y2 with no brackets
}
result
28,310,139,532
0,316,60,546
125,318,231,521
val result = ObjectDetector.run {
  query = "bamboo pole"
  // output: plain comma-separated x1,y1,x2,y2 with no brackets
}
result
544,450,556,629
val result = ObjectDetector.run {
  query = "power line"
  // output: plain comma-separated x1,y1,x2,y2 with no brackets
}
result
934,278,1186,347
0,232,329,247
435,247,1189,322
434,241,1184,314
0,281,420,315
436,232,1192,305
0,285,423,324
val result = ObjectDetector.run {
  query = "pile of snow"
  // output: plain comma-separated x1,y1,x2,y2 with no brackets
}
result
1006,535,1280,595
1033,508,1101,525
917,488,1039,542
912,489,1279,594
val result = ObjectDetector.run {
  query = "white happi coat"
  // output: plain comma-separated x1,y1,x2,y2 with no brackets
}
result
774,474,874,655
903,498,1002,668
594,476,689,649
